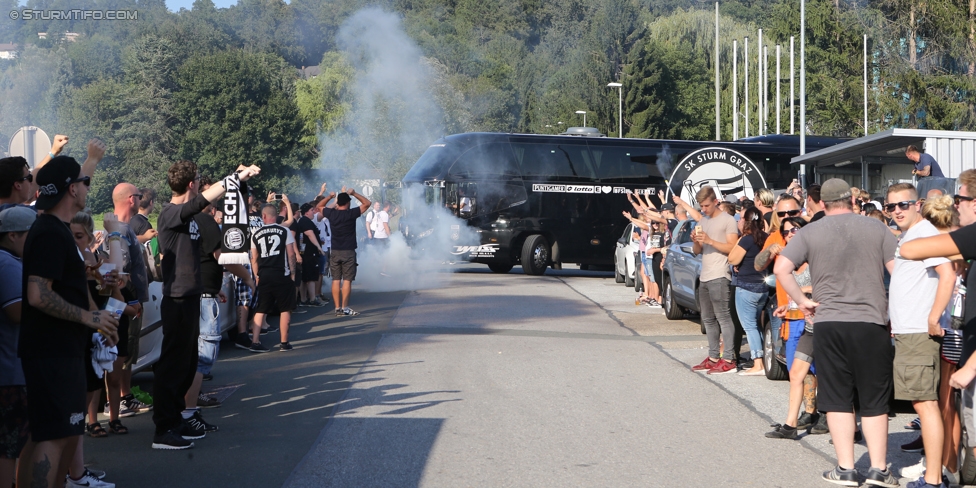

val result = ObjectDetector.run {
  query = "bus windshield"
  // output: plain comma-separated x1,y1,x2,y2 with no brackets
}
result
403,143,459,182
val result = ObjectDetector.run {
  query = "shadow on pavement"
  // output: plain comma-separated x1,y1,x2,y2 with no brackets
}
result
283,417,445,488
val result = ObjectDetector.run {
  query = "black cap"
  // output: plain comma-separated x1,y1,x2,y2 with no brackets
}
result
35,156,82,211
300,203,313,214
661,203,675,212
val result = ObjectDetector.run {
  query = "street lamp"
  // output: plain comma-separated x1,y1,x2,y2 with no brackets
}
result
575,110,587,127
607,82,623,138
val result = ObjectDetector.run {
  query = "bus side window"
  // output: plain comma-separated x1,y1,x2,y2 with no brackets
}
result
450,143,519,177
512,143,594,179
591,147,654,180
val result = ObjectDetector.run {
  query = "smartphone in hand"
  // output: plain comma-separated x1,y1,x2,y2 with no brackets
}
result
274,194,283,200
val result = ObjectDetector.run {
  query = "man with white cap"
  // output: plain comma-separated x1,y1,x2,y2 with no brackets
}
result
775,178,899,487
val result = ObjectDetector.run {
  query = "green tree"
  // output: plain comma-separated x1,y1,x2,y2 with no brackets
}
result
174,50,311,195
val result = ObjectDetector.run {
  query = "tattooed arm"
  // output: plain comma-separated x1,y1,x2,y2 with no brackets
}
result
27,275,119,344
754,244,782,272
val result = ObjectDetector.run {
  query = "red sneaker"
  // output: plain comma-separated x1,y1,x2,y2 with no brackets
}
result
707,359,737,375
691,357,718,372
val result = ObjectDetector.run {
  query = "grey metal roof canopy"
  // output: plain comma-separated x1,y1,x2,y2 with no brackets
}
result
790,128,976,176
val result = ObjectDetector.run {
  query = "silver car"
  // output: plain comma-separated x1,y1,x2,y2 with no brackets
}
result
132,273,239,374
660,219,786,380
613,223,641,288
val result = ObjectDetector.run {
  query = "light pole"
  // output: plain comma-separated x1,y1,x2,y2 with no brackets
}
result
607,82,622,138
575,110,587,127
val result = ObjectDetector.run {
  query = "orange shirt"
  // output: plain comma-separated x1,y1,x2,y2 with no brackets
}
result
761,231,789,308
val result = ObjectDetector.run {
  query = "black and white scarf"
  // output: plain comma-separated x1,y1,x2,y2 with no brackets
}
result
218,174,251,265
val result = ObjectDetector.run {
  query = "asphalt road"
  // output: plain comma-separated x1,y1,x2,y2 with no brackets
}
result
85,264,930,487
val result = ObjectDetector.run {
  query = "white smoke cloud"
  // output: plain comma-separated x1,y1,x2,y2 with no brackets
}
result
318,8,479,292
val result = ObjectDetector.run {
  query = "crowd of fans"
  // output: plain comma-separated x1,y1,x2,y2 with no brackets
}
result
623,168,970,487
0,136,380,487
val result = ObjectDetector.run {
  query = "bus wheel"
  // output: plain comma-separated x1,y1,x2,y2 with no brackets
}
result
521,235,550,276
487,263,513,274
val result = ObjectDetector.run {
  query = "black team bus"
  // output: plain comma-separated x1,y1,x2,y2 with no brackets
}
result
399,129,847,275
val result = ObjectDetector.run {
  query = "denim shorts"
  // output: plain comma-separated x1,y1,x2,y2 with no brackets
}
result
640,252,655,284
319,252,329,277
197,297,221,375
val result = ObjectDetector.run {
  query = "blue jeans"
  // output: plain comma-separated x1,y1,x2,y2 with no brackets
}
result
735,287,768,360
197,297,220,375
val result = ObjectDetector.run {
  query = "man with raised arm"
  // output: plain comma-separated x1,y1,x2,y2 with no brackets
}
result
19,157,119,487
320,186,370,316
151,161,260,450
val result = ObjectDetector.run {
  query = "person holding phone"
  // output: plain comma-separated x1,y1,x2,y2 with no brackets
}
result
689,186,740,375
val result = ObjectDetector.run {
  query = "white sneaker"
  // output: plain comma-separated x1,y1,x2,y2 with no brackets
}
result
899,457,926,479
66,469,115,488
944,466,959,486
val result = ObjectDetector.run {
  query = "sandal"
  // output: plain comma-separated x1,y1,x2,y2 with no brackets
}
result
86,422,107,438
108,419,128,435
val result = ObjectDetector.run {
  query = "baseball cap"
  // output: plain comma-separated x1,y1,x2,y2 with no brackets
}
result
661,203,675,212
0,206,36,233
35,156,83,211
300,203,313,214
820,178,852,202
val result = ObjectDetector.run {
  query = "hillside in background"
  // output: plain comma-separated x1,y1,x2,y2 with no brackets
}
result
0,0,973,210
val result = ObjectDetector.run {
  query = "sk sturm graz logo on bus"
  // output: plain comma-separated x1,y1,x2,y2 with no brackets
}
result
452,244,500,257
664,147,767,206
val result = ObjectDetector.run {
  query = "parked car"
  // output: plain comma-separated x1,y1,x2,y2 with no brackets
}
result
614,223,640,288
660,219,787,380
132,273,239,374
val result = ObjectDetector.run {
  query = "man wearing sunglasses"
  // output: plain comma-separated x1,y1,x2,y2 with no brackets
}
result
886,183,954,488
18,156,119,488
900,169,976,486
775,178,898,487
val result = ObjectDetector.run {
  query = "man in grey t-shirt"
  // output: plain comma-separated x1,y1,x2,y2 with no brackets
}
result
775,178,898,487
689,186,740,375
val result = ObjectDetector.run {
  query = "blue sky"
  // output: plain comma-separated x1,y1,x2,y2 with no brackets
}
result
166,0,240,12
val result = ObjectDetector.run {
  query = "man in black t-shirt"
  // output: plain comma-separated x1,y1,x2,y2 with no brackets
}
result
151,160,260,450
180,188,253,432
131,187,156,244
321,187,371,317
294,203,325,307
19,156,119,487
804,184,825,223
249,205,298,352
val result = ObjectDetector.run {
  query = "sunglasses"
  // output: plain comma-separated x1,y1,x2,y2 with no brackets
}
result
781,227,800,236
131,194,143,199
18,174,32,183
70,176,91,187
883,200,916,212
776,209,801,218
954,194,975,206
